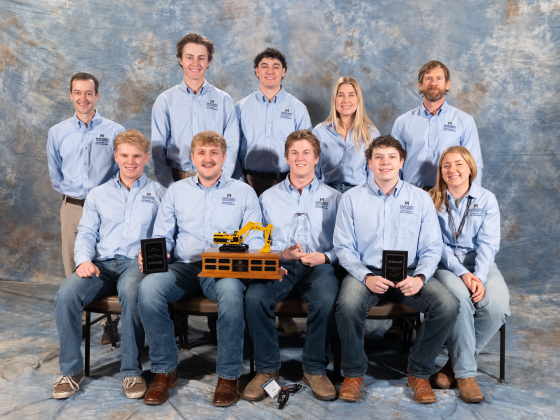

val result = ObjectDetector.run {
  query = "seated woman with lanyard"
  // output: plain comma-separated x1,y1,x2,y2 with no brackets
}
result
312,77,379,193
430,146,510,403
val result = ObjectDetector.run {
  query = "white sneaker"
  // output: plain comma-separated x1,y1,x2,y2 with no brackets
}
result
122,375,147,399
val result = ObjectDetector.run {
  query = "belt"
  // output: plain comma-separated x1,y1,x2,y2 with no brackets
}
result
172,169,197,181
243,169,288,181
63,195,85,207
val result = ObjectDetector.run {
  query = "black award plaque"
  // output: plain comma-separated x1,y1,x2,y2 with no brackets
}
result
382,250,408,284
141,238,168,274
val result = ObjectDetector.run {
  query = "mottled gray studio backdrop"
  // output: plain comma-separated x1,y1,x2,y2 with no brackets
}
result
0,0,558,289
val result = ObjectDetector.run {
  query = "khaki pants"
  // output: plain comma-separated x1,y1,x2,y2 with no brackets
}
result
60,199,84,277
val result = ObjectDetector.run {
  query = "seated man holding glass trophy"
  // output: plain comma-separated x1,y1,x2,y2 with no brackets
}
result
243,130,342,402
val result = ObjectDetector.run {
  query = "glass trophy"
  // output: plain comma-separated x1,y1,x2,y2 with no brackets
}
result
288,213,312,253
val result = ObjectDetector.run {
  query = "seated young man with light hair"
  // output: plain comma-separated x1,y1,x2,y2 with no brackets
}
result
138,130,263,407
53,129,165,399
334,135,460,404
243,130,341,402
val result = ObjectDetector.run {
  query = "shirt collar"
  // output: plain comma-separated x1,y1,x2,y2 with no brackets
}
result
283,173,319,194
178,80,210,96
446,182,481,201
420,99,448,118
256,86,285,104
367,177,403,198
114,172,147,190
193,172,226,190
72,110,101,129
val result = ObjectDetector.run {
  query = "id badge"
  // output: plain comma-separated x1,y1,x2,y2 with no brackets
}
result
454,249,463,264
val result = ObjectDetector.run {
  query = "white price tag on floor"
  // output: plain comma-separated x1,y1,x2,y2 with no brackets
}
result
262,378,281,399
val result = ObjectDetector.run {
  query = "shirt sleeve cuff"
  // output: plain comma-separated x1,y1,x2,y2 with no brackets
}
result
325,249,338,265
474,271,488,284
74,255,92,269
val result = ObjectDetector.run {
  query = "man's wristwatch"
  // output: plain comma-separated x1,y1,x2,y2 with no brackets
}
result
324,254,330,264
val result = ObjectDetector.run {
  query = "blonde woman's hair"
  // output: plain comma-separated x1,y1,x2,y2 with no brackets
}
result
323,77,377,149
114,129,150,154
430,146,478,211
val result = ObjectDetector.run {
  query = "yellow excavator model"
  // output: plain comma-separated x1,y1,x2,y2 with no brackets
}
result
213,222,273,253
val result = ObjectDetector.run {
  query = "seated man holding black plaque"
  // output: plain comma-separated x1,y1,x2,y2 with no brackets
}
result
53,129,165,399
243,130,341,402
333,135,460,404
137,130,263,407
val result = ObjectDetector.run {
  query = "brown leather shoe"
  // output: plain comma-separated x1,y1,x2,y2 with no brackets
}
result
434,359,457,389
408,374,437,404
213,378,239,407
302,372,337,401
457,377,485,403
143,369,178,405
242,371,279,402
338,376,363,402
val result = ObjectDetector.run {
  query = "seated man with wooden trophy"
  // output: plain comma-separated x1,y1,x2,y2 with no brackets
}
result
333,135,460,404
243,130,342,402
137,130,265,407
53,129,165,399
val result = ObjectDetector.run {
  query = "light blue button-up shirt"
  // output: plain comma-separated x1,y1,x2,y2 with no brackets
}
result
47,111,125,199
151,80,240,187
313,123,380,185
152,174,263,263
437,183,500,284
74,173,165,267
259,176,342,263
391,100,483,187
334,178,442,283
236,87,312,173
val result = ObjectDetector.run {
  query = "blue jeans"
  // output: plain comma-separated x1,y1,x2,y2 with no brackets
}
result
433,254,510,378
55,259,145,377
245,261,339,375
137,262,246,380
327,183,356,194
336,268,460,379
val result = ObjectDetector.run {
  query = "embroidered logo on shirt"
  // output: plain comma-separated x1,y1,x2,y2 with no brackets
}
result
222,193,235,205
207,99,218,111
400,201,414,214
95,134,109,145
141,192,155,203
280,108,293,119
315,197,328,209
469,203,483,216
443,121,456,132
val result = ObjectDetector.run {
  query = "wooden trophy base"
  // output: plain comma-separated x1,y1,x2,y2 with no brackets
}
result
198,248,282,280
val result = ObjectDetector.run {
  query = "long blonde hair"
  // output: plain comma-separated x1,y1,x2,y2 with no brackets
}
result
430,146,478,211
323,77,377,149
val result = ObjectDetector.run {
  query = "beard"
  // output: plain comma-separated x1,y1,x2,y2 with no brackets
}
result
422,88,446,102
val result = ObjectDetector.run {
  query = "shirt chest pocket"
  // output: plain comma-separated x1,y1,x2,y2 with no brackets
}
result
91,136,115,167
394,213,420,239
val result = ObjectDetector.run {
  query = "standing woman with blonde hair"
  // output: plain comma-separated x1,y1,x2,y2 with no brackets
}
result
430,146,510,404
313,77,379,193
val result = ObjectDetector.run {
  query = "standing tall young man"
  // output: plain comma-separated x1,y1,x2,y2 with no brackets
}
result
243,130,341,402
392,60,483,190
151,33,239,188
236,47,312,196
47,73,125,277
334,135,459,404
53,129,164,400
138,131,262,407
236,47,312,336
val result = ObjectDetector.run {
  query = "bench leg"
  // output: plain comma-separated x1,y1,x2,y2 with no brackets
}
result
334,329,342,382
402,317,410,354
85,311,91,377
175,312,185,350
106,314,117,349
499,323,506,383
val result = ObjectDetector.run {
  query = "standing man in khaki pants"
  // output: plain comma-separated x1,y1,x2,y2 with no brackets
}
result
47,72,125,343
